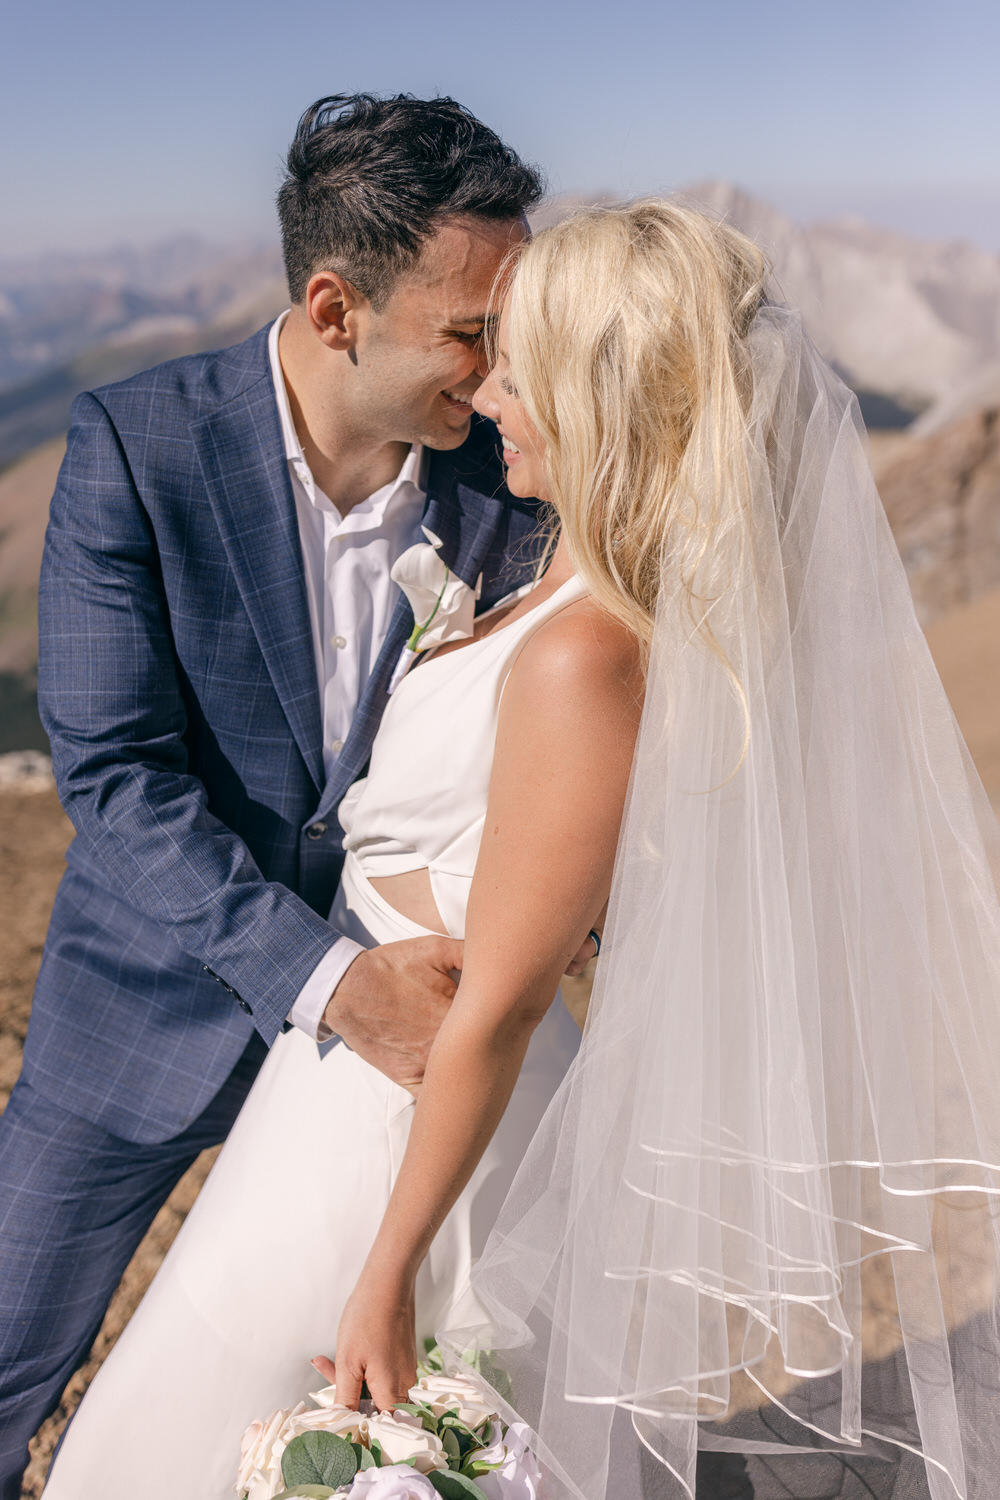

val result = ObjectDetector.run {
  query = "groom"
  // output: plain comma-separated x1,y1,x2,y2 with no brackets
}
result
0,94,548,1492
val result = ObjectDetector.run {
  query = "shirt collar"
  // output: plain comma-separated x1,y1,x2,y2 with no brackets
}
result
268,310,425,527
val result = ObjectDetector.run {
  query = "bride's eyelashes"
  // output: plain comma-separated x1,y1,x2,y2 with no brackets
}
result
500,375,519,398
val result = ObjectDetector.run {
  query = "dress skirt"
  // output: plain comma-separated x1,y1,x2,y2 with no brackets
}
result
43,857,580,1498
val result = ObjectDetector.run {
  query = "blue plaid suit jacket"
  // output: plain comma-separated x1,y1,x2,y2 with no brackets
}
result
26,324,547,1144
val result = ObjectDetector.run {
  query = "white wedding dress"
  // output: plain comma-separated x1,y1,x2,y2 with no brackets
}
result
44,576,586,1500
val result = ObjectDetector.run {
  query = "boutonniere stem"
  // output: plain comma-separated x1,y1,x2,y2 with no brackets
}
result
405,566,451,653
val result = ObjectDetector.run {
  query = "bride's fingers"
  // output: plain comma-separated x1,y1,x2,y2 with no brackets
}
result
337,1366,366,1411
310,1355,337,1387
367,1364,412,1413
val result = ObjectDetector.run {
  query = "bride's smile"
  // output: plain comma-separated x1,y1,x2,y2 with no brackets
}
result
472,301,549,502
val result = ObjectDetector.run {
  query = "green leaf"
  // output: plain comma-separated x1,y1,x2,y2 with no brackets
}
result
440,1414,480,1437
463,1456,504,1477
427,1471,491,1500
440,1418,487,1458
384,1400,439,1433
369,1438,385,1467
441,1427,462,1465
281,1431,358,1490
465,1350,513,1405
271,1488,338,1499
352,1442,377,1471
419,1338,446,1377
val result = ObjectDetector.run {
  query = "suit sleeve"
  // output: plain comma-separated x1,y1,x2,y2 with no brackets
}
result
38,391,342,1046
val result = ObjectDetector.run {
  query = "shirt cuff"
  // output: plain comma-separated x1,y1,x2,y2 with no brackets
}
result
287,936,366,1041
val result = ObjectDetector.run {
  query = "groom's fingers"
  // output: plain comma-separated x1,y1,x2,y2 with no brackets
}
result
322,936,465,1090
429,935,464,977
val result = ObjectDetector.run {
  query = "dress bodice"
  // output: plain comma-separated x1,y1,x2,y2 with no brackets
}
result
339,574,589,937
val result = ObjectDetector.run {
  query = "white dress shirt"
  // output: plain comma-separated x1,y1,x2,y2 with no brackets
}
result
268,312,427,1038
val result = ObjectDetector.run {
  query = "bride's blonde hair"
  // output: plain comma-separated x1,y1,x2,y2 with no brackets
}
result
503,199,767,647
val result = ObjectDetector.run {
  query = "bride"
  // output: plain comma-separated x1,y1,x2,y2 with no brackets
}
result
45,202,1000,1500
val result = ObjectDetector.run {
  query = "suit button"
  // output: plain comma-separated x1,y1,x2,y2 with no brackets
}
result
307,822,328,840
237,997,252,1015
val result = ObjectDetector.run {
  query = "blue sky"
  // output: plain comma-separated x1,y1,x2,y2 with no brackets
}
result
3,0,1000,255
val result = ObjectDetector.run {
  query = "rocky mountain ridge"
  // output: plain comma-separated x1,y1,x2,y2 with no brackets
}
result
4,185,1000,470
682,182,1000,415
0,237,284,393
3,188,1000,740
539,185,1000,425
877,406,1000,624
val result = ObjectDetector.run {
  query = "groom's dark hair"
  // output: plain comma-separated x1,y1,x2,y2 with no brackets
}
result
278,93,543,309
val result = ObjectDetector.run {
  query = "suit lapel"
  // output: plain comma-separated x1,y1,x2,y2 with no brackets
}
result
314,462,506,820
192,372,325,794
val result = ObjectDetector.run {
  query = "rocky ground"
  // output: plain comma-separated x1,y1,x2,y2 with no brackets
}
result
878,408,1000,625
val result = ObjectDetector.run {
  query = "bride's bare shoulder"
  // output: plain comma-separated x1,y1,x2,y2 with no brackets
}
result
507,596,645,712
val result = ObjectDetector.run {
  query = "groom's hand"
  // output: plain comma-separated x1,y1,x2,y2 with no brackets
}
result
322,937,463,1092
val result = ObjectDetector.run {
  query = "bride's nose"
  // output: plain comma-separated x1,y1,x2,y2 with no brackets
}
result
472,368,500,420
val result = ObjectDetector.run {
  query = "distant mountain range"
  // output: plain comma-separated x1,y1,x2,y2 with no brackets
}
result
0,238,288,468
0,237,285,390
3,193,1000,748
3,191,1000,472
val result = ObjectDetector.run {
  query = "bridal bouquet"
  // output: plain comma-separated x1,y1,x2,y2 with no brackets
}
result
236,1346,542,1500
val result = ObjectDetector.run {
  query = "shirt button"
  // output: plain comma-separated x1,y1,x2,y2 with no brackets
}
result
330,635,347,649
307,822,328,840
330,739,344,754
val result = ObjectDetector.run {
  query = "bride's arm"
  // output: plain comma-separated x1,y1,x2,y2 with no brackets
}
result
327,604,644,1410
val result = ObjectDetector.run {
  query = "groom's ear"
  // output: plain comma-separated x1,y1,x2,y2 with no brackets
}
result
304,270,367,357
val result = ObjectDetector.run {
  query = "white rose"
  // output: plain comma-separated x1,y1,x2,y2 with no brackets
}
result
467,1420,504,1466
410,1372,497,1432
236,1403,307,1500
309,1382,345,1408
236,1401,366,1499
366,1410,448,1473
346,1466,438,1499
303,1393,369,1442
476,1422,543,1500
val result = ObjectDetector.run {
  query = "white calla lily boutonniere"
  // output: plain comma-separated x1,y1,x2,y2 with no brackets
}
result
388,527,481,693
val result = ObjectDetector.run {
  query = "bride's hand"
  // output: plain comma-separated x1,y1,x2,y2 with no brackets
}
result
316,1271,417,1412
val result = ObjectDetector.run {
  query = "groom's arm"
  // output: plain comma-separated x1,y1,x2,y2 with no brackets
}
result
38,392,459,1060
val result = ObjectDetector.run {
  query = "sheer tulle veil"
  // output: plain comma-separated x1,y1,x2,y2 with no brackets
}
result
441,303,1000,1499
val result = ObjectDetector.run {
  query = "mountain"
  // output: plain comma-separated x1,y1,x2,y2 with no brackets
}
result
876,406,1000,624
534,185,1000,419
5,190,1000,472
0,240,288,469
3,194,1000,745
0,237,284,391
0,436,66,675
911,359,1000,438
679,183,1000,413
